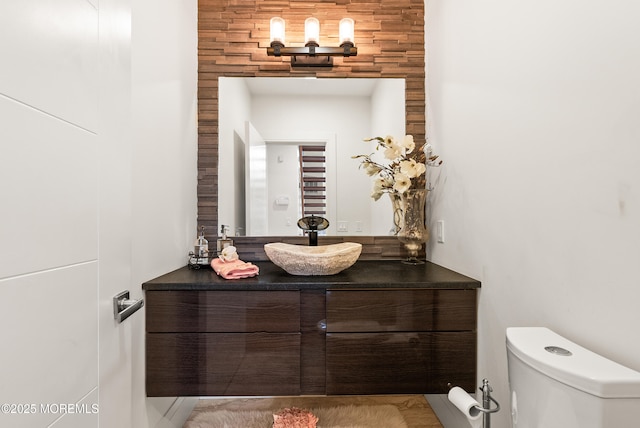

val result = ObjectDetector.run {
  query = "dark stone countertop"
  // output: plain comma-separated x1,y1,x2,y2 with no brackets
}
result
142,260,481,291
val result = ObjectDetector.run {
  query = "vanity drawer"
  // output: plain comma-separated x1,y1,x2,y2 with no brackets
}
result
145,290,300,333
326,331,476,394
326,289,476,332
147,332,301,396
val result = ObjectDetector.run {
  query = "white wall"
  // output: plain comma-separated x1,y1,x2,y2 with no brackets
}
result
252,94,374,234
219,77,252,236
130,0,198,427
266,143,302,235
425,1,640,427
370,79,406,234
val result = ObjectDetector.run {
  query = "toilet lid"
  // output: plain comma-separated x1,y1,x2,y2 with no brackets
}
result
506,327,640,398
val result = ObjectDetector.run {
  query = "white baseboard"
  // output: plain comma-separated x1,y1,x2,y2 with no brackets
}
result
152,397,198,428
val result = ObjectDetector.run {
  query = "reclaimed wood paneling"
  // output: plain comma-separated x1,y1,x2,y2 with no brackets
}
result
230,235,414,261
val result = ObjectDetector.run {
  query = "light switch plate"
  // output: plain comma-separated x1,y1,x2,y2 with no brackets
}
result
437,220,445,243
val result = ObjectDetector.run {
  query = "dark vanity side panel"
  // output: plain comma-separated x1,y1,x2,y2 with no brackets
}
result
326,289,476,332
326,331,476,394
146,332,301,396
145,290,300,333
300,290,326,394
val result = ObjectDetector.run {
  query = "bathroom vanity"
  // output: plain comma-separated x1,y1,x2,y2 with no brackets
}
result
142,260,480,397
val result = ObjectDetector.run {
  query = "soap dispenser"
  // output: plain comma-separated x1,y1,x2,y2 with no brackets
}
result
216,224,233,252
194,226,209,265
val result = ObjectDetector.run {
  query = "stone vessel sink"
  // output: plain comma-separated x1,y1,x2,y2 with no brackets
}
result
264,242,362,276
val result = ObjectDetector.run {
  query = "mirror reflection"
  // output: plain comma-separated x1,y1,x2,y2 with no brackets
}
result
218,77,406,237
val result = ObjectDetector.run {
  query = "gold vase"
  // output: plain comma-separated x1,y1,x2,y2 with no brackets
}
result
397,189,429,264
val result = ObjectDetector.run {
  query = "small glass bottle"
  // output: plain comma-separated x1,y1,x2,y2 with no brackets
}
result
216,224,234,253
194,226,209,265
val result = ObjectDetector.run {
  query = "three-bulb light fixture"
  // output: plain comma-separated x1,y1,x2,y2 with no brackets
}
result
267,17,357,67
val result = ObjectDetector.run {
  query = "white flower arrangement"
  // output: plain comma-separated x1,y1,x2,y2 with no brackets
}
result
353,134,442,200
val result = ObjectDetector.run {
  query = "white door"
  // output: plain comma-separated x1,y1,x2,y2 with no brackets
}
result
1,1,196,427
97,0,137,426
0,1,102,427
97,0,143,428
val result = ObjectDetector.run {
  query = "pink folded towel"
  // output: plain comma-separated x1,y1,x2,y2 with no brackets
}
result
211,258,259,279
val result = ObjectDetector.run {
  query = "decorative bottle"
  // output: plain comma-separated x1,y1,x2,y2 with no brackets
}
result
216,225,233,253
194,226,209,265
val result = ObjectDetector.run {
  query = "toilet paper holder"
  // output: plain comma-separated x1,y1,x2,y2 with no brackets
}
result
477,378,500,427
448,378,500,428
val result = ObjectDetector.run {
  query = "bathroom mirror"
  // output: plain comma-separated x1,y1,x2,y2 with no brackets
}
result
218,77,406,237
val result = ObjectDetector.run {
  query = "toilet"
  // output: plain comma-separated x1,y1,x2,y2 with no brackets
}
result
506,327,640,427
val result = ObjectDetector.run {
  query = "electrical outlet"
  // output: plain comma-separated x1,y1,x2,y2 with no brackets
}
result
337,221,348,232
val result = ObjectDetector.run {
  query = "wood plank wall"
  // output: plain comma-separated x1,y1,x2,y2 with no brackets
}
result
198,0,426,260
232,235,407,261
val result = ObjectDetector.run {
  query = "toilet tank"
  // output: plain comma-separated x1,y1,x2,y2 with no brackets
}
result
506,327,640,428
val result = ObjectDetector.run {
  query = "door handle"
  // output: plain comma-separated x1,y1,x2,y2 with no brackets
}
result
113,290,144,323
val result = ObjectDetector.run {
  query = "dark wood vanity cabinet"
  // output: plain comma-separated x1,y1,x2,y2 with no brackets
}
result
146,290,302,396
143,262,479,397
325,290,477,394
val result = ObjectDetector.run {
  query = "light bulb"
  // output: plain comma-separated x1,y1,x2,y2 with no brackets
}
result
270,17,285,45
304,17,320,46
339,18,354,46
